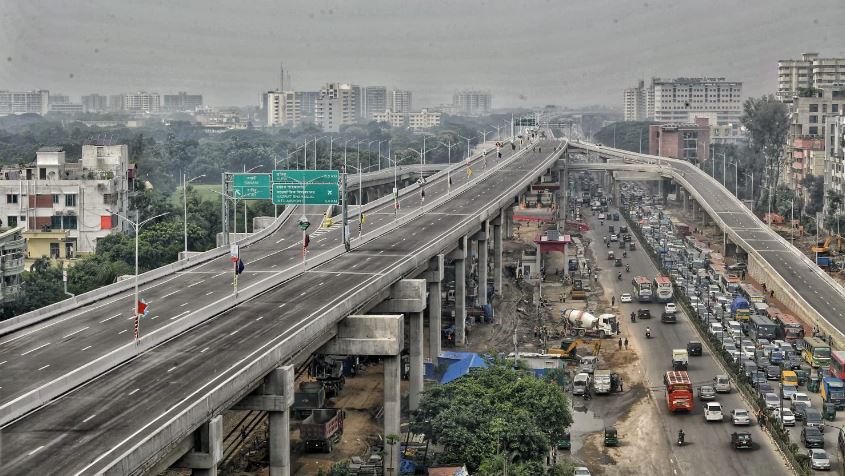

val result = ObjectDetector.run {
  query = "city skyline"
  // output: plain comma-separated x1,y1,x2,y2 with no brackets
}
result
1,0,842,109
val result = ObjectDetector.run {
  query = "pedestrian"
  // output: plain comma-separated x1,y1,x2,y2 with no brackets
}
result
624,337,629,350
618,337,623,350
770,290,775,298
619,378,624,392
612,296,616,306
465,327,470,344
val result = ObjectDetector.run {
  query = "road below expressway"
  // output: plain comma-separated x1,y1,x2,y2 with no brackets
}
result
0,140,561,474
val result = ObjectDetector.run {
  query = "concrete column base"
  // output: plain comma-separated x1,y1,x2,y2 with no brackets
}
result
173,415,223,476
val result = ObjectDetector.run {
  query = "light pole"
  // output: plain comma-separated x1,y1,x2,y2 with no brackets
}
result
479,129,493,144
108,209,169,341
383,153,401,218
313,136,327,169
730,160,739,197
791,198,795,246
458,134,476,161
242,164,264,234
182,172,206,256
743,172,754,205
440,140,458,194
328,136,336,170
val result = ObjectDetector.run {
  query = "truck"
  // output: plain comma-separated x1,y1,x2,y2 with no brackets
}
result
672,349,689,371
664,371,694,413
593,370,613,394
292,381,327,418
561,309,616,338
570,280,587,300
821,377,845,410
731,297,751,321
299,408,346,452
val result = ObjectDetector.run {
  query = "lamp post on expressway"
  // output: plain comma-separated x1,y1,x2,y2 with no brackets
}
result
458,134,477,162
382,153,401,218
242,164,264,234
489,123,504,141
377,140,389,171
440,140,459,194
743,172,754,206
408,143,438,206
729,160,739,198
107,209,169,341
182,172,206,256
478,128,494,145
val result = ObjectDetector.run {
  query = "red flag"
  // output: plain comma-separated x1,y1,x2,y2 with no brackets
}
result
136,299,147,316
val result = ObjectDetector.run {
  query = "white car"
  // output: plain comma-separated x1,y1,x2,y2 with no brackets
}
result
664,302,677,314
574,467,592,476
790,393,812,410
704,402,724,422
598,213,607,220
809,449,831,470
764,393,780,410
731,408,751,425
609,234,618,242
620,293,633,303
776,407,796,426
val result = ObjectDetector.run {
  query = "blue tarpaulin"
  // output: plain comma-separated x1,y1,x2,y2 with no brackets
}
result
440,353,489,384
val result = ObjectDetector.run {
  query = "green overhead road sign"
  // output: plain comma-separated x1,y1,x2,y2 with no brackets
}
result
272,170,339,184
272,182,339,205
232,173,271,200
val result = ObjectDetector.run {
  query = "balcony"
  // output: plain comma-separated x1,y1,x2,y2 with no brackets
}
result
0,284,21,302
1,256,25,274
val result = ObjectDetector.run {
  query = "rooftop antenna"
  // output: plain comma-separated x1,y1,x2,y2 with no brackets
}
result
280,62,285,92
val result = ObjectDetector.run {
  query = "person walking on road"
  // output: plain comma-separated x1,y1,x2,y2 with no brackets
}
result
611,296,616,306
618,337,623,350
624,337,629,350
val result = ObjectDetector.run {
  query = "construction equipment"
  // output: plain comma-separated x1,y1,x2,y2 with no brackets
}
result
299,408,345,452
561,309,616,338
548,337,601,360
570,279,587,300
812,234,843,254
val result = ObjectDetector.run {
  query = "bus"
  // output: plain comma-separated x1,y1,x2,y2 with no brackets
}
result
653,276,673,303
739,283,766,304
802,336,832,369
772,312,805,344
748,314,777,341
632,276,652,302
829,351,845,380
664,371,693,413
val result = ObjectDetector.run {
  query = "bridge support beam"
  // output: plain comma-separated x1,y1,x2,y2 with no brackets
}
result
558,161,569,232
372,279,427,412
172,415,223,476
448,236,468,346
492,214,503,296
473,223,489,306
231,366,295,476
320,314,403,475
424,255,445,365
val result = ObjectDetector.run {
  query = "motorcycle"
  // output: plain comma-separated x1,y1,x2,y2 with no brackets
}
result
617,273,622,281
625,264,630,272
677,430,685,447
630,312,636,323
645,328,652,339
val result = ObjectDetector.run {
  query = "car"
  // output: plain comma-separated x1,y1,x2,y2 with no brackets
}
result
752,372,768,389
728,262,747,271
664,302,677,314
781,384,798,401
661,311,677,323
704,402,724,422
687,341,702,357
598,213,606,220
574,467,592,476
764,393,780,410
802,427,825,448
609,234,618,242
765,365,781,380
756,382,775,398
620,293,633,303
791,393,812,411
809,449,831,470
699,385,716,401
731,431,753,449
793,403,809,421
637,308,652,319
777,407,796,426
731,408,751,425
804,408,824,432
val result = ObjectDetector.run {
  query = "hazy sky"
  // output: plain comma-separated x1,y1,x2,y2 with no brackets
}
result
1,0,843,109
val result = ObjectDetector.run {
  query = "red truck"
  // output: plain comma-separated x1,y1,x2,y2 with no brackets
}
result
299,408,345,452
664,371,694,413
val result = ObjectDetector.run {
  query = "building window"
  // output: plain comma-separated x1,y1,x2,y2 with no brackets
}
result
834,104,840,113
51,215,62,230
65,194,77,207
809,115,818,124
49,242,60,259
809,126,819,135
63,216,77,230
809,104,819,112
52,194,60,204
6,194,17,204
7,216,16,227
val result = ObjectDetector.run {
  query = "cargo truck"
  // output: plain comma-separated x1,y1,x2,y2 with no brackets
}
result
672,349,689,371
593,370,613,394
299,408,345,452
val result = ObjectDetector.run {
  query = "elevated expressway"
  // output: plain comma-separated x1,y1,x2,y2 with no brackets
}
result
566,142,845,348
0,138,562,474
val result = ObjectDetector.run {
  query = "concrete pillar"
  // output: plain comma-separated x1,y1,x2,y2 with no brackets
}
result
409,311,423,411
477,225,489,306
503,205,514,239
658,178,664,199
173,415,223,476
534,243,542,276
493,220,503,296
319,314,403,476
425,255,445,365
448,236,468,346
682,192,688,212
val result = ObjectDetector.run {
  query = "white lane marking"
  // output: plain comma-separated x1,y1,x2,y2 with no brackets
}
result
0,361,6,366
82,414,97,423
300,291,307,296
170,311,191,320
180,302,189,307
150,315,159,320
118,330,127,335
21,342,51,356
128,388,139,396
38,365,50,371
278,303,286,308
81,345,92,351
229,330,239,336
186,280,205,288
200,347,209,353
256,316,264,321
167,366,177,373
28,446,45,456
161,291,178,299
205,291,214,296
99,313,122,323
62,327,89,339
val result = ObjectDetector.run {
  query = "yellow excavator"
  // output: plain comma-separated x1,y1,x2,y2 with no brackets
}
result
811,234,843,254
548,338,601,360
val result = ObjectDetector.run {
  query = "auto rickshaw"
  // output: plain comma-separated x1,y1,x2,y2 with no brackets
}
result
824,402,837,421
556,430,571,450
614,258,623,267
629,242,636,251
808,375,821,393
604,426,619,446
608,250,615,260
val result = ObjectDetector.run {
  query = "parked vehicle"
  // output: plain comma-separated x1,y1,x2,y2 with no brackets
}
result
593,370,613,394
299,408,346,452
573,373,591,396
579,356,599,375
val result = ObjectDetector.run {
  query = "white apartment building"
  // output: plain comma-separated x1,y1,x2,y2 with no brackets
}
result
263,90,300,127
81,94,108,113
0,90,50,116
364,86,387,120
778,53,845,102
452,90,492,116
0,145,134,264
122,92,161,114
314,83,358,132
623,80,654,121
374,109,441,130
389,89,413,113
652,78,742,126
826,116,845,203
789,86,845,193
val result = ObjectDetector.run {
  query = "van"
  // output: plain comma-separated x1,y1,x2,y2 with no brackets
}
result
714,374,731,393
782,370,799,387
572,373,591,396
726,320,743,338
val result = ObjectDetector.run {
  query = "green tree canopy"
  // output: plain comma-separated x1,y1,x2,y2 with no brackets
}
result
741,96,790,196
412,361,572,471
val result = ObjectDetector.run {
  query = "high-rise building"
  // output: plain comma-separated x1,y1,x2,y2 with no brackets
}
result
295,91,319,121
826,116,845,204
81,94,108,113
778,53,845,102
262,90,300,127
350,85,363,120
0,226,25,303
163,92,203,112
788,86,845,189
652,78,742,126
373,109,441,130
623,80,654,121
452,90,492,116
0,90,50,115
314,83,358,132
122,92,161,114
364,86,387,120
49,94,70,105
389,89,413,113
49,103,83,114
0,144,134,265
108,94,124,112
648,118,711,163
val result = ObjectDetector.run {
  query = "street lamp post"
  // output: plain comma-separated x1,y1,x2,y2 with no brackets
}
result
182,172,206,256
440,140,458,194
109,210,169,341
242,164,264,233
458,134,476,161
730,160,739,197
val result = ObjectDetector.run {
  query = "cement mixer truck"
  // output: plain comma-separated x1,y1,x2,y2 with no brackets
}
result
560,309,616,338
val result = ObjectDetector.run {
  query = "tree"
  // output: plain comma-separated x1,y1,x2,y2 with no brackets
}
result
594,121,653,153
412,361,572,471
741,96,790,213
